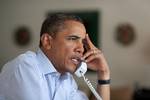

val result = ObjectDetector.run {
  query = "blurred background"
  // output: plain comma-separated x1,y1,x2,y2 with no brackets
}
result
1,0,150,100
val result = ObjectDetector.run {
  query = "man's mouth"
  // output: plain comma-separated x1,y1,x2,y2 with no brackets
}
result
71,57,81,66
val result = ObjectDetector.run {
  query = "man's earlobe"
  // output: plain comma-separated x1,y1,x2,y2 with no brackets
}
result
41,33,52,50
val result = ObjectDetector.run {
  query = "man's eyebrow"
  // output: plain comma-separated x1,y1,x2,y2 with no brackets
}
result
66,35,81,39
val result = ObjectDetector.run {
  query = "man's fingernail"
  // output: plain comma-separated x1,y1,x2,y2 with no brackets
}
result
85,60,88,62
80,57,84,61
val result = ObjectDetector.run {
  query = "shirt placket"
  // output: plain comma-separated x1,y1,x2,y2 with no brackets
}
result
52,74,61,100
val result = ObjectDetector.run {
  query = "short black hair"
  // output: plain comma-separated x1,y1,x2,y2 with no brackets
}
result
39,13,84,47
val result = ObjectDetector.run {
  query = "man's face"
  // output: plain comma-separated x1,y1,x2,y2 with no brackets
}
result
49,20,86,74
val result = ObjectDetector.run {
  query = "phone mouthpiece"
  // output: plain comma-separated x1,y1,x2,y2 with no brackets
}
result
74,61,87,77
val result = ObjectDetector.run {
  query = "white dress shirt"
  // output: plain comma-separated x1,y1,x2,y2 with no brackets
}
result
0,49,88,100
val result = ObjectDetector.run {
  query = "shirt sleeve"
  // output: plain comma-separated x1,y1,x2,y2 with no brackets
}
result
0,56,45,100
71,90,89,100
68,75,89,100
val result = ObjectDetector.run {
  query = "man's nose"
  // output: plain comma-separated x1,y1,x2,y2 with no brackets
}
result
75,41,84,54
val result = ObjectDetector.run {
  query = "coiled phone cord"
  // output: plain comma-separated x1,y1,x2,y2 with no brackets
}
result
82,74,102,100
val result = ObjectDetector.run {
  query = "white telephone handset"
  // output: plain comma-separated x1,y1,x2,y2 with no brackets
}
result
74,62,102,100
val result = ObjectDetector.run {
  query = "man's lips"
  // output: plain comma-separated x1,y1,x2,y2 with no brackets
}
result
71,57,82,66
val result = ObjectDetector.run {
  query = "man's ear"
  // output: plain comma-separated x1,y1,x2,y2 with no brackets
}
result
40,33,52,50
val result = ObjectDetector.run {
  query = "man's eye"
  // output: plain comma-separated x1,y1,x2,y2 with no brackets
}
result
67,36,79,40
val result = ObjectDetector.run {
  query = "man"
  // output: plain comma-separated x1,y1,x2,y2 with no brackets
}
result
0,13,110,100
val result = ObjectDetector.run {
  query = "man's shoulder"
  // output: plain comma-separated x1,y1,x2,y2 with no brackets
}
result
12,50,37,65
1,51,38,73
18,51,37,62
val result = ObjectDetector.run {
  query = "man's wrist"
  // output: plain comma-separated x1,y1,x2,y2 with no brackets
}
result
97,70,110,80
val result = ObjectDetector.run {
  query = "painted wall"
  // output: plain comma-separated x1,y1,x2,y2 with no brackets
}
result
0,0,150,87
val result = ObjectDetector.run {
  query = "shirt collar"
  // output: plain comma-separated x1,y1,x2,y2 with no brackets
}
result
36,48,58,75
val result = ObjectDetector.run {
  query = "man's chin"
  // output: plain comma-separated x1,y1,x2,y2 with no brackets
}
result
67,65,77,74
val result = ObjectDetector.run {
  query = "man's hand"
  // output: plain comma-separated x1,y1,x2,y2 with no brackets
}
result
82,34,110,78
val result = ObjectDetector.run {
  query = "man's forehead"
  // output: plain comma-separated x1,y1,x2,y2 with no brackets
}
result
67,33,86,38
